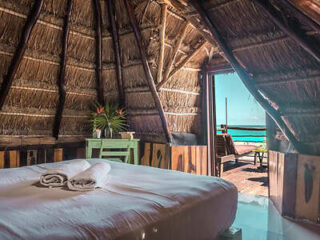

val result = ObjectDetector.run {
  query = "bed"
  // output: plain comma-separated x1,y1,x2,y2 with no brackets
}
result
0,159,238,240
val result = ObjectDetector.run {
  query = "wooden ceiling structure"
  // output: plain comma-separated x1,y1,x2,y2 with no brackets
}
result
0,0,319,155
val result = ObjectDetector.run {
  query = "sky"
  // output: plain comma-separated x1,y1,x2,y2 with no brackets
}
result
215,73,266,126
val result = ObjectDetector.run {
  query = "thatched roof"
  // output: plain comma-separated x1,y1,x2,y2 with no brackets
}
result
181,0,320,155
0,0,319,155
0,0,217,147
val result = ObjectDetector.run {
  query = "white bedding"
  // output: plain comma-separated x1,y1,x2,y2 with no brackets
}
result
0,159,237,240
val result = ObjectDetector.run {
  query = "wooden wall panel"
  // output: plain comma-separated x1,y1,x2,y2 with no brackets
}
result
0,151,4,168
54,148,63,162
9,150,20,168
295,154,320,222
141,143,170,169
269,151,278,205
171,145,207,175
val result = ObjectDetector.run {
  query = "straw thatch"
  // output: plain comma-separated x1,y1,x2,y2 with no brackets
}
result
184,0,320,154
0,0,217,146
1,0,318,153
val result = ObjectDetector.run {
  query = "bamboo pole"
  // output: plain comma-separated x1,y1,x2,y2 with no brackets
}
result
0,0,44,110
107,0,125,107
160,22,189,90
157,41,206,90
157,4,168,84
124,0,172,143
92,0,105,104
191,0,306,153
53,0,73,139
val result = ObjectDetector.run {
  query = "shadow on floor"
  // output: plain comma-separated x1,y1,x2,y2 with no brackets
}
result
247,176,268,186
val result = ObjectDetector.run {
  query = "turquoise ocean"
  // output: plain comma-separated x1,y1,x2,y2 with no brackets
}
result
217,125,266,143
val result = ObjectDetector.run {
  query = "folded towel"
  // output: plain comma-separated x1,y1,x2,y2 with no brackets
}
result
67,162,111,191
40,160,91,187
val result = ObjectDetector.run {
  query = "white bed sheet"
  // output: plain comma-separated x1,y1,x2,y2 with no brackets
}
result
0,159,237,240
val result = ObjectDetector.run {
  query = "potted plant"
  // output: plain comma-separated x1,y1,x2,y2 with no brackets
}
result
90,101,127,138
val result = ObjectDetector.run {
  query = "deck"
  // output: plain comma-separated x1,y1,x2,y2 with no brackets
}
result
222,158,268,197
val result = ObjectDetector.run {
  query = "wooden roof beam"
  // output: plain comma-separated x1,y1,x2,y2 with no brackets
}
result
53,0,73,139
124,0,172,143
257,74,320,86
252,0,320,63
107,0,125,107
157,4,168,83
277,0,320,33
191,0,306,153
0,0,43,110
93,0,104,104
161,22,189,89
157,41,206,90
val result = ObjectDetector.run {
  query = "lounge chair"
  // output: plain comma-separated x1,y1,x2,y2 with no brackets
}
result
216,134,260,177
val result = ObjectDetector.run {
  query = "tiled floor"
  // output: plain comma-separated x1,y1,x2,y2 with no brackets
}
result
233,193,320,240
222,159,268,196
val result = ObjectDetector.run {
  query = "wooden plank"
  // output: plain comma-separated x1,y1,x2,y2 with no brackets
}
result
151,144,167,169
53,0,73,138
269,151,278,203
171,146,184,172
0,0,44,110
124,0,172,143
282,153,298,218
92,0,104,104
0,151,4,168
192,0,305,154
190,146,196,174
141,143,151,166
54,148,63,162
9,150,19,168
295,154,320,222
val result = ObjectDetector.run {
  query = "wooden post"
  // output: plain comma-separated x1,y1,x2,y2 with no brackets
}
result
252,0,320,63
54,148,63,162
53,0,73,139
225,97,228,133
157,4,167,84
0,151,4,168
0,0,44,110
191,0,306,154
93,0,105,104
124,0,172,143
204,71,216,176
107,0,125,107
9,150,20,168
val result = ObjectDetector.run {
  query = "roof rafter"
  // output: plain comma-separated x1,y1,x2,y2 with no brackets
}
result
53,0,73,139
0,0,44,111
124,0,172,143
252,0,320,63
157,41,206,90
157,3,168,83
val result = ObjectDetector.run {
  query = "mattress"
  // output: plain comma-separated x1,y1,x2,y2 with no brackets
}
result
0,159,238,240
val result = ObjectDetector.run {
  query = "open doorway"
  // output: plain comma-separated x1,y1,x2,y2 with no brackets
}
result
208,72,269,197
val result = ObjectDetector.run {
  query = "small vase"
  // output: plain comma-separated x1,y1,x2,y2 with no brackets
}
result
96,129,101,139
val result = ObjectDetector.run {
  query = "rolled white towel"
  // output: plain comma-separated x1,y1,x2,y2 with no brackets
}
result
67,162,111,191
40,160,91,187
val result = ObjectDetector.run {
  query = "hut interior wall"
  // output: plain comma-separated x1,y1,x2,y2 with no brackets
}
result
0,0,215,148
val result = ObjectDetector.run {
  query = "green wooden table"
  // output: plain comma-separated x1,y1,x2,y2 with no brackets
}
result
86,138,140,165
